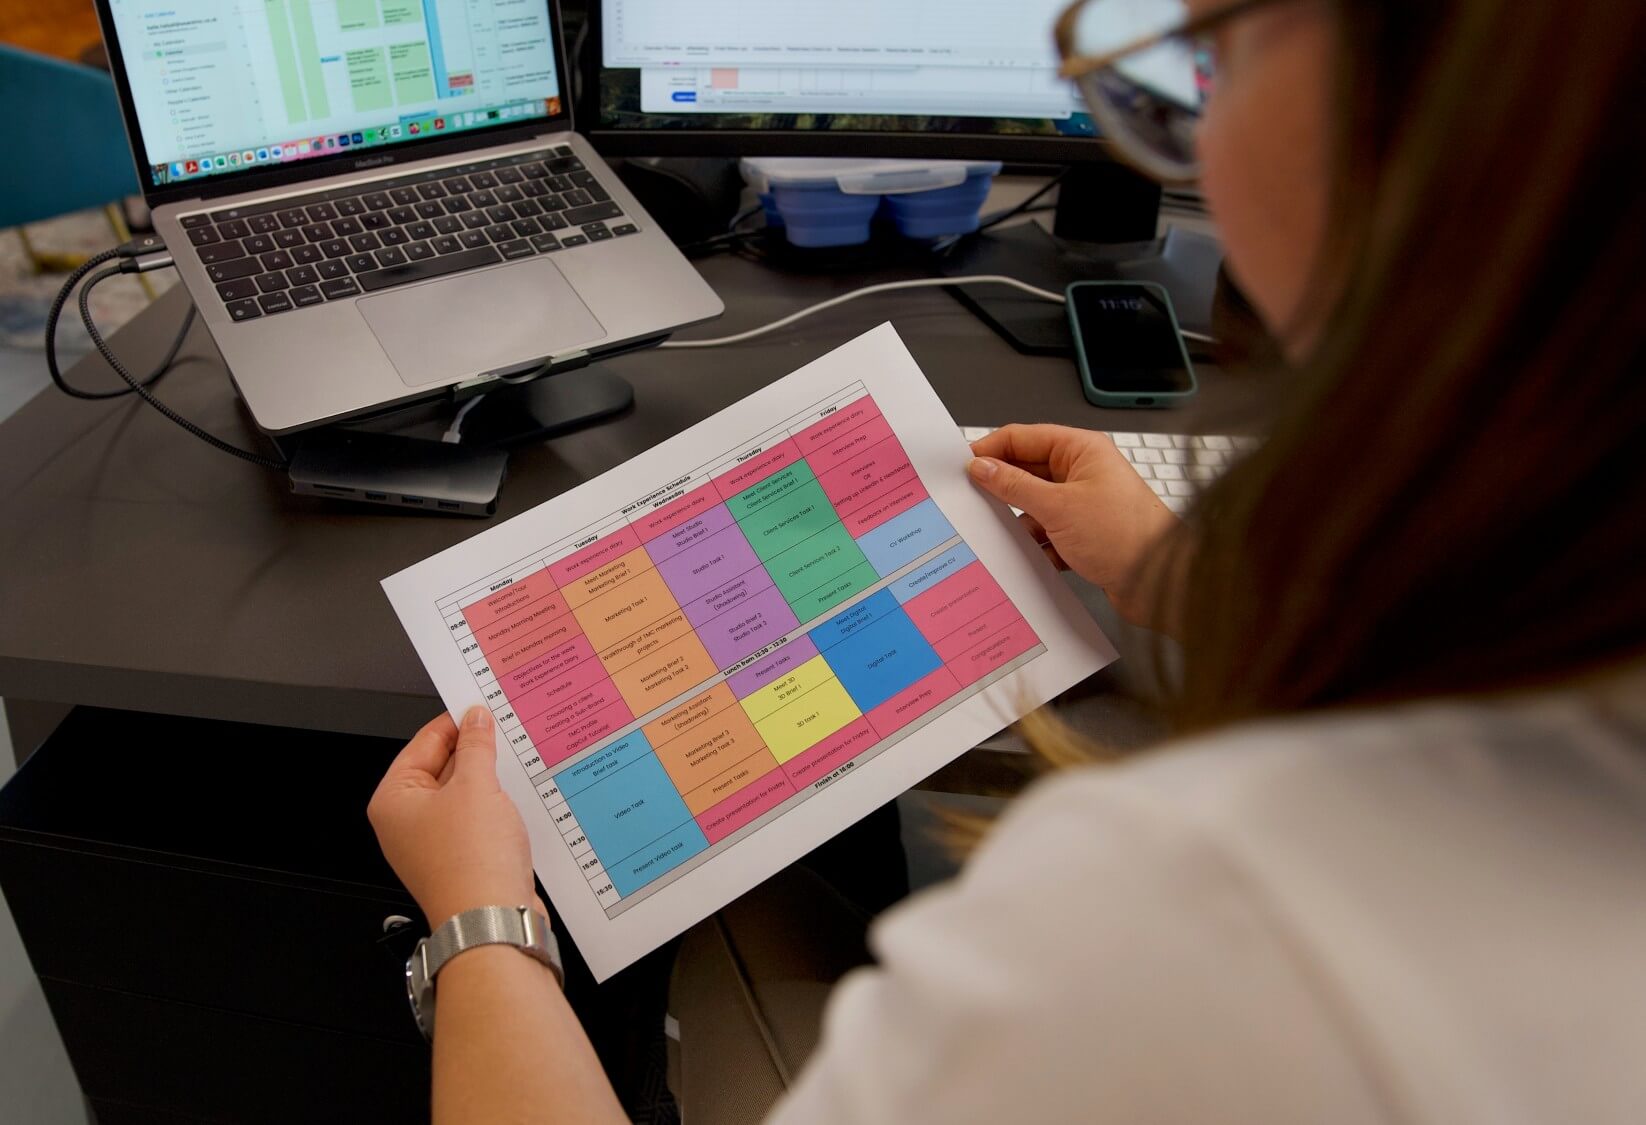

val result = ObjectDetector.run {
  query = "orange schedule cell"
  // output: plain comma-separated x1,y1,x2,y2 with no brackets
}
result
781,715,878,788
561,545,655,611
461,568,559,633
608,628,717,714
695,767,796,845
902,560,1010,647
682,744,782,816
643,681,738,750
648,686,776,807
712,437,802,501
597,609,698,676
793,395,883,459
949,617,1042,687
801,411,895,478
547,526,642,588
572,565,682,652
633,482,721,545
865,666,962,738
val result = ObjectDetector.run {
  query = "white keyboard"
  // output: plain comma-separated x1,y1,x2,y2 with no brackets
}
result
959,427,1257,514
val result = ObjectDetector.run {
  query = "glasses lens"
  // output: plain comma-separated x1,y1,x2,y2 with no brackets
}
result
1072,0,1188,54
1071,0,1206,181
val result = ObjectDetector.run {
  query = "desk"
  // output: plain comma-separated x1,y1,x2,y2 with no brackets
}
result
0,209,1256,1122
0,219,1253,751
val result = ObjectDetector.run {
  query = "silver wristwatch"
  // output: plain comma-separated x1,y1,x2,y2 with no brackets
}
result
406,905,563,1040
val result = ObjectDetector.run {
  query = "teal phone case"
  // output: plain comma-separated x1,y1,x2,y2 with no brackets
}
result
1067,280,1198,409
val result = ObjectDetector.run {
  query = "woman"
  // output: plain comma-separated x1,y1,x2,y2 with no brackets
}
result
369,0,1646,1119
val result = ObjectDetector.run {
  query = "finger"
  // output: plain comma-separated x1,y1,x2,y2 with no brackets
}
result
968,424,1077,468
967,456,1062,517
968,438,1055,482
388,713,459,780
452,706,499,785
1041,541,1070,571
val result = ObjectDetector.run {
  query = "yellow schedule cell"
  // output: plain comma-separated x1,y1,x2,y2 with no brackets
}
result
736,654,837,723
749,675,863,764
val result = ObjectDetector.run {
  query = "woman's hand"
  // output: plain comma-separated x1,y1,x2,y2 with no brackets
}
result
968,424,1181,629
368,707,539,930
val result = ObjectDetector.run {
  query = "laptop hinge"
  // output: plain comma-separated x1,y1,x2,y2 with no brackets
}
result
453,350,592,394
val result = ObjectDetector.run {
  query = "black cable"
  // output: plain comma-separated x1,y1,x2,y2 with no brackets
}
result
972,169,1068,235
45,248,197,400
78,266,288,470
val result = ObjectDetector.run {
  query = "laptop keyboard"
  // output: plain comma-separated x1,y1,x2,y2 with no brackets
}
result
177,146,635,322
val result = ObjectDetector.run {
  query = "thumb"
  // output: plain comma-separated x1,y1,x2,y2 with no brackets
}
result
967,457,1061,518
452,706,499,784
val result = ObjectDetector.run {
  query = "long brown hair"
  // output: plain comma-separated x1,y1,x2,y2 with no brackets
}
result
1156,0,1646,733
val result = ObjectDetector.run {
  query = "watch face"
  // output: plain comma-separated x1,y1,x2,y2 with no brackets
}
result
407,941,435,1040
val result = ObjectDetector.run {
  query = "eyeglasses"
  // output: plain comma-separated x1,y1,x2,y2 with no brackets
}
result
1054,0,1272,184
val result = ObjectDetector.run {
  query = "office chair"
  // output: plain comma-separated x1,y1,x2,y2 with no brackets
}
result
0,42,154,297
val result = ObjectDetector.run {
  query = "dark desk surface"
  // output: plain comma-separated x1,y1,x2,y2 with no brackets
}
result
0,242,1254,740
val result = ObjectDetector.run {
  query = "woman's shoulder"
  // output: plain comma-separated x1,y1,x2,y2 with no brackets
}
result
1002,666,1646,869
856,672,1646,1123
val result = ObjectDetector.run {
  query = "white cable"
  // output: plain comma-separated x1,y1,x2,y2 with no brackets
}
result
1181,328,1216,345
443,393,486,443
657,275,1067,350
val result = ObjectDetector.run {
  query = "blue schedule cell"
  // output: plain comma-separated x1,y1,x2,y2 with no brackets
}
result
561,742,707,881
608,820,710,896
818,604,943,713
807,588,900,652
554,729,656,800
888,542,978,605
857,498,957,578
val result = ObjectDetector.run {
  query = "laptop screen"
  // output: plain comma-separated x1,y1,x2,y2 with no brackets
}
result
104,0,565,191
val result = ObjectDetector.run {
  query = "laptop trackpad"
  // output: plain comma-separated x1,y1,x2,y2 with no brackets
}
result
359,258,607,388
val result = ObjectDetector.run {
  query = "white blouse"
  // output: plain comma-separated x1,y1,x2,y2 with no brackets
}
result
771,670,1646,1124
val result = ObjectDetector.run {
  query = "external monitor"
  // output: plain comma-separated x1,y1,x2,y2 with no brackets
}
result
578,0,1221,347
584,0,1101,165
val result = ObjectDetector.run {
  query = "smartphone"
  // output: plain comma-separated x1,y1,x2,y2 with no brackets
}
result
1066,280,1198,408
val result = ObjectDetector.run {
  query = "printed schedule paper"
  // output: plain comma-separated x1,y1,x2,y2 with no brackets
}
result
383,323,1117,980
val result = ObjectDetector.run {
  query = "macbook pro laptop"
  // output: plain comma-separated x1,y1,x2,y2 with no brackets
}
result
94,0,722,434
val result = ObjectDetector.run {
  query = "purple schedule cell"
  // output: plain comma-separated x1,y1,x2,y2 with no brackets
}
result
692,582,800,668
655,521,764,606
644,499,738,566
682,563,777,631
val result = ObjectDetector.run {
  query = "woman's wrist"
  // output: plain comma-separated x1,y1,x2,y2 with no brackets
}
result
1104,533,1189,636
421,888,543,933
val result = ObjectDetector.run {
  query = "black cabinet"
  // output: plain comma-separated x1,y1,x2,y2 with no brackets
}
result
0,708,432,1124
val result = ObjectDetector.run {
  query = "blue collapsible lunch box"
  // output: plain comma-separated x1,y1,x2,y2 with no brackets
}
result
741,158,1003,248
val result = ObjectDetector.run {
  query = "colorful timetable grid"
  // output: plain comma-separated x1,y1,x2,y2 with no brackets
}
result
439,382,1045,915
386,323,1116,979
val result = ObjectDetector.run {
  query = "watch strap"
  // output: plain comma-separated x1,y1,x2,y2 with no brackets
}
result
423,904,563,986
